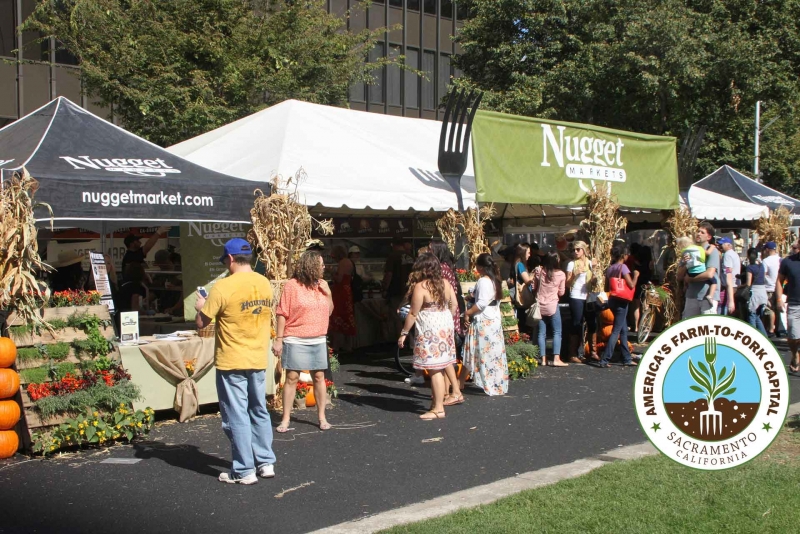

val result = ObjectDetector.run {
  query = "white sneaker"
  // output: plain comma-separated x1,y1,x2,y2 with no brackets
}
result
218,472,258,485
257,464,275,478
405,375,424,385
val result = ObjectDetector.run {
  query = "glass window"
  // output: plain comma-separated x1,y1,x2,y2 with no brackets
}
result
0,0,15,58
441,0,453,18
408,0,420,10
349,82,366,102
438,54,451,104
389,0,403,6
424,0,436,15
55,42,79,66
457,2,470,19
387,45,401,106
369,42,385,105
421,50,435,110
404,47,419,109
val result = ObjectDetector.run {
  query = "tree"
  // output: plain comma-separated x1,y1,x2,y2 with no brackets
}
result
454,0,800,193
24,0,388,147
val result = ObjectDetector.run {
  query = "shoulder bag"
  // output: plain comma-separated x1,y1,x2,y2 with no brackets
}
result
608,266,635,301
525,270,543,326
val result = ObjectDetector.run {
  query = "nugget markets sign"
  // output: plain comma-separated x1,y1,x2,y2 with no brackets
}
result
471,111,679,210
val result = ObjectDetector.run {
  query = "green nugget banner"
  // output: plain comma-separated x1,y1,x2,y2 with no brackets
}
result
472,110,679,210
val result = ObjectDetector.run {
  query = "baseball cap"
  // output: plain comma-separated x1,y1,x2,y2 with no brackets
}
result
764,241,777,250
717,237,733,247
348,246,360,254
219,238,252,263
124,234,142,247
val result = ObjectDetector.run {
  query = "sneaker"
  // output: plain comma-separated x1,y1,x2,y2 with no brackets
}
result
405,375,424,385
257,464,275,478
218,472,258,485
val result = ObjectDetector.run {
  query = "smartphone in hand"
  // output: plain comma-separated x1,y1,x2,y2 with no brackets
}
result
197,286,208,298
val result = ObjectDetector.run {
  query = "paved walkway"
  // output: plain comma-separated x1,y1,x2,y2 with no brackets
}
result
1,342,799,534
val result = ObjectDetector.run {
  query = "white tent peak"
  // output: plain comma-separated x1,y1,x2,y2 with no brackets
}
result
168,99,477,215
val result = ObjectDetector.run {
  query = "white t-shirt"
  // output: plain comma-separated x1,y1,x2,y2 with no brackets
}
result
763,254,781,292
474,277,497,311
721,249,741,288
566,260,592,300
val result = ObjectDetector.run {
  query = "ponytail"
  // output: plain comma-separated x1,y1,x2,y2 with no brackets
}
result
476,253,503,300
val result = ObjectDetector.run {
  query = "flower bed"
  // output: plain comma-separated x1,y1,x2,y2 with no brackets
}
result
50,290,101,308
504,332,538,380
455,269,480,283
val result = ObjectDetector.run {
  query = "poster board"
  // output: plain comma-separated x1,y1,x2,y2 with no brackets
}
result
89,252,115,313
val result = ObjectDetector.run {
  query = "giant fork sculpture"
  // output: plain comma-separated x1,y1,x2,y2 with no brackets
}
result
437,87,483,212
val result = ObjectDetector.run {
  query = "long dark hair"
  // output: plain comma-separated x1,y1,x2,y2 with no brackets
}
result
514,243,530,264
406,253,446,306
429,241,455,270
542,252,559,282
476,253,502,300
747,247,760,266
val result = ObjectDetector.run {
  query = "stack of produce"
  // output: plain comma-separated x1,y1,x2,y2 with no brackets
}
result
0,337,21,458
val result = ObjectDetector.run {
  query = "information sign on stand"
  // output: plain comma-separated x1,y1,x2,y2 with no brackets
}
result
120,312,140,345
89,252,115,313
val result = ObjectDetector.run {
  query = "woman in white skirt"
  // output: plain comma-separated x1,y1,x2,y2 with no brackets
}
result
398,253,459,420
463,253,509,395
273,251,334,432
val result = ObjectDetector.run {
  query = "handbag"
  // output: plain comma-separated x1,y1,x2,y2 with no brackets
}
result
525,270,542,326
608,268,635,301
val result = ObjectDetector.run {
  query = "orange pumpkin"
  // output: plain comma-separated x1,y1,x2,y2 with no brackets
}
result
0,337,16,368
0,369,20,399
600,325,615,341
0,400,20,430
305,389,316,407
599,309,615,326
0,430,19,459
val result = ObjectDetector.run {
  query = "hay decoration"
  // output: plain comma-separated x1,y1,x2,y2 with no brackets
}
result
248,168,333,281
661,206,698,317
580,186,627,292
756,206,792,254
0,168,53,330
435,204,495,270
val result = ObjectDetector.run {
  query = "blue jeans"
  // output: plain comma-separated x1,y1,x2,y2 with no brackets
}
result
216,370,276,479
748,305,768,336
602,297,633,364
538,307,562,357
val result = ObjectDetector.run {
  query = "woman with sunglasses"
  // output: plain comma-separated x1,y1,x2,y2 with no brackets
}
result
565,241,595,362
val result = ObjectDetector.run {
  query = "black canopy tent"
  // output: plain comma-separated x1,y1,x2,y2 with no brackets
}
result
692,165,800,219
0,97,264,226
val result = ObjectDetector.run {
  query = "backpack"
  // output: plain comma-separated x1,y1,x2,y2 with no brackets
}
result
350,260,364,303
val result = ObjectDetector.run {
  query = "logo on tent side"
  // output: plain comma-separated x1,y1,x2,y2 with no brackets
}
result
59,156,181,177
540,124,627,183
186,222,248,247
753,195,795,207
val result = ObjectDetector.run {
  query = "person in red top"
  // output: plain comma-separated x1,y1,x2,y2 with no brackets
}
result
329,245,357,352
273,251,334,432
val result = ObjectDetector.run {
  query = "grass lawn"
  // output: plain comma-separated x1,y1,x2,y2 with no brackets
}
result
383,416,800,534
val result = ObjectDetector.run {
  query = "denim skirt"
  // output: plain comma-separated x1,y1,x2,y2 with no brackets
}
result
282,342,327,371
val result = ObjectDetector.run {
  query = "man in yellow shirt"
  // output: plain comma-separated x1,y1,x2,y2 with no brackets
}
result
195,238,275,485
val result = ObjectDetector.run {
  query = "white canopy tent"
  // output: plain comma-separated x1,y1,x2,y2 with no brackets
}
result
167,99,477,216
683,186,769,221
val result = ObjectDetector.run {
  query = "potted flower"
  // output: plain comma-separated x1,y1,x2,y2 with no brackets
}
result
456,268,480,296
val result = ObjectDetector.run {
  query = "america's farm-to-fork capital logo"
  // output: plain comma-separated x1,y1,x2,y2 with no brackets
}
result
635,316,789,470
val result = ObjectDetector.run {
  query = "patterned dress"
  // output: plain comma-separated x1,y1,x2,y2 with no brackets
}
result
463,277,508,396
330,273,356,336
412,302,457,371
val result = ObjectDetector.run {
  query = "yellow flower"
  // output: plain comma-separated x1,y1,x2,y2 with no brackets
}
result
79,429,84,435
120,403,125,407
137,422,142,428
93,411,99,417
92,421,98,427
116,425,121,429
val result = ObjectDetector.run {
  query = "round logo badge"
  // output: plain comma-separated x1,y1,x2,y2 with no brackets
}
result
635,315,789,470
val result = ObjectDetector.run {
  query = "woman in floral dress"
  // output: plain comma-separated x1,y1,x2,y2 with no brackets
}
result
397,253,459,420
463,253,509,396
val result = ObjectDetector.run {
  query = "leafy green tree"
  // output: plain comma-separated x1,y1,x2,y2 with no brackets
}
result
454,0,800,193
24,0,388,146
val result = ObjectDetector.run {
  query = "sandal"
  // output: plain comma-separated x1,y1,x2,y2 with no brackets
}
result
443,395,465,406
420,411,445,420
569,357,584,364
276,424,291,433
623,361,638,367
587,353,601,362
319,421,332,431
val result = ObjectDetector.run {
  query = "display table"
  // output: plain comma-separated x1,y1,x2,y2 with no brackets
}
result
354,297,394,348
139,317,196,336
118,336,218,419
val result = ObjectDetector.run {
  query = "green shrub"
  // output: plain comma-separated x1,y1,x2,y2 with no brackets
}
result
17,347,43,362
500,302,514,313
47,342,71,361
34,381,141,420
501,315,519,328
21,367,49,385
506,343,539,380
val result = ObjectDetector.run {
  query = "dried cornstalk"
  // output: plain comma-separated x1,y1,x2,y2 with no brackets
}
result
435,204,495,270
756,206,792,254
580,186,627,292
248,168,333,281
435,209,461,255
463,204,495,270
0,168,53,330
661,206,698,318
